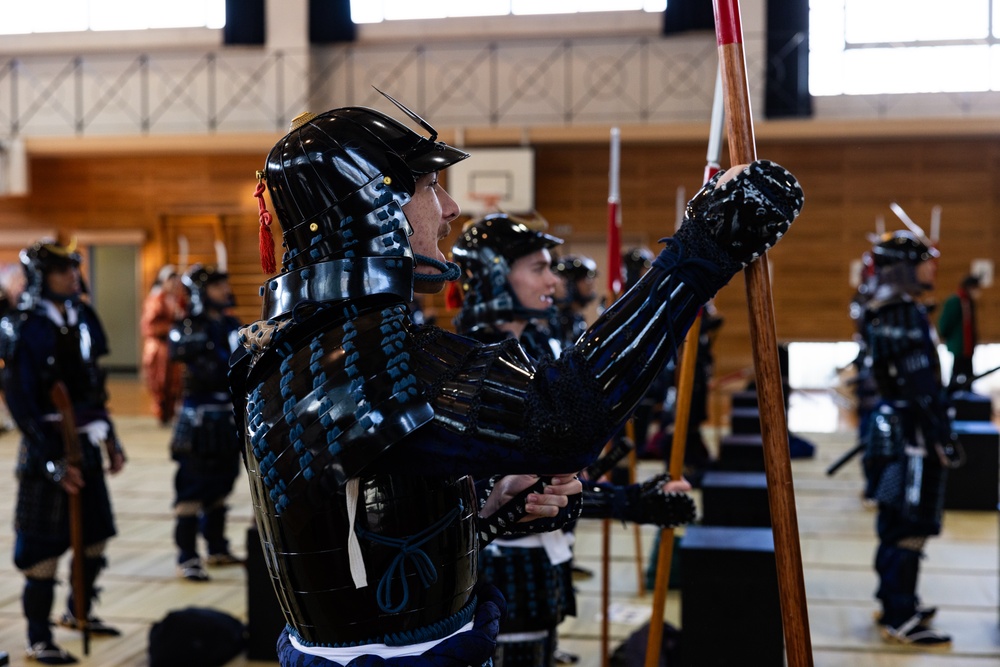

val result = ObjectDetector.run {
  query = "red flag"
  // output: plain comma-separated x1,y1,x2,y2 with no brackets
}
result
607,127,622,296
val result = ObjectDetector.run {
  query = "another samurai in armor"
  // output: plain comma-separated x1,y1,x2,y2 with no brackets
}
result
230,95,803,666
861,231,963,648
0,240,126,665
168,264,243,581
550,253,598,350
452,213,697,667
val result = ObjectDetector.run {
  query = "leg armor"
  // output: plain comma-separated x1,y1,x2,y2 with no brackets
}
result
66,555,105,619
200,501,230,557
874,542,923,628
175,499,202,565
22,572,57,646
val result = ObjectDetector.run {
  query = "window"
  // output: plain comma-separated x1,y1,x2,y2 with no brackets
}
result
0,0,225,34
810,0,1000,95
351,0,666,24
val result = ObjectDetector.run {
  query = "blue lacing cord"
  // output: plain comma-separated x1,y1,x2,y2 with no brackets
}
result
356,500,464,614
413,254,461,283
287,594,477,649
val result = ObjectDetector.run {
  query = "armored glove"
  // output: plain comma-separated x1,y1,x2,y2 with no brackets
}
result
582,435,633,481
680,159,803,272
580,474,696,527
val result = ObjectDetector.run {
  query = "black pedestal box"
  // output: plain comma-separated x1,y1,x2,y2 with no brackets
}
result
943,420,999,511
718,433,766,472
731,390,759,409
680,525,783,666
730,407,762,435
950,390,992,422
701,471,771,527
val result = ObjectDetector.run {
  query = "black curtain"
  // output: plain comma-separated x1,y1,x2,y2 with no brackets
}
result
310,0,356,44
223,0,265,45
766,0,812,118
662,0,716,35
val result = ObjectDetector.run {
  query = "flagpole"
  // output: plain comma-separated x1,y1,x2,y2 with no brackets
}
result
600,125,624,667
644,63,726,667
607,127,622,297
713,1,813,664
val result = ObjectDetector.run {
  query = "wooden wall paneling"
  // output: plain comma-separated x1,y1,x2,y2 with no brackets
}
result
0,130,995,374
222,213,275,326
531,134,1000,386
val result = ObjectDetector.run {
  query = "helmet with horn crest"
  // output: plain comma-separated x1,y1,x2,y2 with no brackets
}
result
257,90,469,320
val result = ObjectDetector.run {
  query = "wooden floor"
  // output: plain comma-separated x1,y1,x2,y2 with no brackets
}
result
0,378,997,666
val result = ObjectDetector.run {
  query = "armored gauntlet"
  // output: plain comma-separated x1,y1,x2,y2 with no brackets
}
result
580,475,696,527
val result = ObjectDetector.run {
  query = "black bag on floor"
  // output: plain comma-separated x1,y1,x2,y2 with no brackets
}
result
149,606,247,667
610,621,681,667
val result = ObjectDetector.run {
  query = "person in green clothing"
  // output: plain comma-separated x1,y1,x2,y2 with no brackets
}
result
937,274,981,393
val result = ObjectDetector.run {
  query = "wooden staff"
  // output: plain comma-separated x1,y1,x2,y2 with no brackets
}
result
644,61,727,667
643,313,702,667
713,1,813,664
49,381,90,656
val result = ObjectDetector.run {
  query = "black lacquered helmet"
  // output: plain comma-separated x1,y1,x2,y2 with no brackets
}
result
871,231,938,267
451,212,562,330
552,254,597,281
622,247,654,291
183,264,230,316
20,240,82,306
264,97,469,274
552,254,598,307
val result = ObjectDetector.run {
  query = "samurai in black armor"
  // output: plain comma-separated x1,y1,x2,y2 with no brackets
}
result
0,240,126,665
168,264,244,581
452,213,697,667
549,253,598,350
861,231,963,648
230,94,803,666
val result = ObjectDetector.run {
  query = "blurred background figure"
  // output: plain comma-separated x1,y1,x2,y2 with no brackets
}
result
1,240,127,663
141,265,186,425
551,254,598,349
937,273,981,394
168,264,243,582
862,231,958,648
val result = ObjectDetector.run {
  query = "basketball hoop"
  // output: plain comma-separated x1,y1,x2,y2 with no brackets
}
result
468,192,503,214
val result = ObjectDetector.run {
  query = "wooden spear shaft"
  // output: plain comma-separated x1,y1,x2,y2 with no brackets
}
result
712,1,813,664
643,313,702,667
50,381,90,656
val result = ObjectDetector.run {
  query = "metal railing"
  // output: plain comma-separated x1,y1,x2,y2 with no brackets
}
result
0,33,767,138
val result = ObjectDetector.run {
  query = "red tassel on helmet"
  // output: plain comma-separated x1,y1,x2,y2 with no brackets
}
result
444,281,463,310
254,177,276,274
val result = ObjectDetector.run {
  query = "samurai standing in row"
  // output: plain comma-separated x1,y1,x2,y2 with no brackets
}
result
1,241,126,665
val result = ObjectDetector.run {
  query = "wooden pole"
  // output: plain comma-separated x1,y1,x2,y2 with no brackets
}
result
644,60,728,667
643,314,701,667
627,422,645,597
600,514,611,667
50,381,90,656
713,1,813,664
